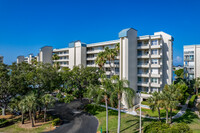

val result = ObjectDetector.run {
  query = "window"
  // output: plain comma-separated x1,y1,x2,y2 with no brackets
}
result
64,51,67,54
60,57,63,59
114,60,119,65
115,68,119,73
151,87,158,92
138,77,142,82
151,78,158,83
138,42,142,46
151,49,158,55
152,40,158,46
138,68,143,74
151,69,159,74
138,51,142,56
64,62,67,65
64,57,67,59
152,59,158,64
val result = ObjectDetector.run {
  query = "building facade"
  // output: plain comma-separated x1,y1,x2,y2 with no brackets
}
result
184,45,200,80
0,55,3,63
53,28,173,95
17,28,173,101
17,46,53,64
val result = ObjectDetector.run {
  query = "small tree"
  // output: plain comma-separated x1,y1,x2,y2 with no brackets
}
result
148,91,162,120
41,94,56,122
194,78,200,95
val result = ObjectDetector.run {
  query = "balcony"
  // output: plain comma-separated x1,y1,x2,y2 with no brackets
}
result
137,54,150,58
87,49,104,54
151,54,162,58
137,73,150,77
151,64,161,68
137,82,150,87
137,44,150,49
151,83,161,87
87,64,96,67
151,74,161,78
137,63,150,68
151,44,162,49
184,58,194,61
87,57,97,60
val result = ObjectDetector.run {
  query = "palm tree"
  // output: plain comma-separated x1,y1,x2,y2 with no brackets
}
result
147,91,162,120
31,58,38,65
52,54,60,70
19,98,28,124
41,94,56,122
24,92,37,127
194,78,200,95
111,76,135,133
95,52,106,70
87,76,114,133
162,84,180,123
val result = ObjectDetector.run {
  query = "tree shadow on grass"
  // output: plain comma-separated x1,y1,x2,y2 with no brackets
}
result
173,109,199,124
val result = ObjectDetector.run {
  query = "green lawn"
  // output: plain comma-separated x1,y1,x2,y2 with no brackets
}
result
173,109,200,133
0,121,52,133
137,108,180,118
85,104,154,133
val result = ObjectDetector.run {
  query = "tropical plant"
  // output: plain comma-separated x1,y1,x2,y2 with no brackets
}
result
111,76,135,133
87,76,114,133
162,84,180,123
147,91,162,120
52,54,60,70
41,94,56,122
95,52,106,70
194,78,200,95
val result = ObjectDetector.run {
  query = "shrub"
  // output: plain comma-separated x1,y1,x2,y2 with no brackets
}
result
52,118,61,126
0,119,9,128
144,121,192,133
171,123,192,133
188,95,197,108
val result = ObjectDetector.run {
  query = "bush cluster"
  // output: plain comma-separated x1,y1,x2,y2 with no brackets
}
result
188,95,197,108
144,121,192,133
0,119,10,128
52,118,61,126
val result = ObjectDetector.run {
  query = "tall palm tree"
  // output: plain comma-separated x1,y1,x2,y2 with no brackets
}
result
95,52,106,70
147,91,162,120
41,94,56,122
52,54,60,70
111,76,135,133
194,78,200,95
87,76,114,133
162,84,180,123
19,98,28,124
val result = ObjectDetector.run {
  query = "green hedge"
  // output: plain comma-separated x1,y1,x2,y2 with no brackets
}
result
0,119,10,128
52,118,61,126
188,95,197,108
144,121,192,133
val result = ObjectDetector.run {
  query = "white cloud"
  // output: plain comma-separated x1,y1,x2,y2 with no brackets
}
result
174,56,182,64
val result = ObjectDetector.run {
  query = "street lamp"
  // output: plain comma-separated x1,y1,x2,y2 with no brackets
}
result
139,92,142,133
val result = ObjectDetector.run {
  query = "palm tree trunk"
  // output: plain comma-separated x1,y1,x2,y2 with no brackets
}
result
44,107,47,122
1,104,6,116
21,112,24,124
105,96,108,133
157,107,160,121
170,107,172,123
196,87,199,95
33,110,36,123
117,93,121,133
29,110,34,127
166,108,168,124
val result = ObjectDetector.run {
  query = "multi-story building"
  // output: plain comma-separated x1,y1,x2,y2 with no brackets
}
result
53,28,173,95
17,28,173,102
0,55,3,63
17,46,53,64
184,45,200,80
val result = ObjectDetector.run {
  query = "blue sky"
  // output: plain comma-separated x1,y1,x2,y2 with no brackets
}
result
0,0,200,65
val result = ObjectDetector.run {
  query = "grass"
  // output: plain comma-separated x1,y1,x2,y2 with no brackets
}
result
173,109,200,132
141,101,150,106
0,114,54,133
85,104,154,133
137,108,180,118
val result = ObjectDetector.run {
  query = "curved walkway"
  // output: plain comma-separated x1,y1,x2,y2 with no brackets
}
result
46,100,98,133
100,96,191,120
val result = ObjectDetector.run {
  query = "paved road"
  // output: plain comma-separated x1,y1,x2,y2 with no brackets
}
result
46,99,98,133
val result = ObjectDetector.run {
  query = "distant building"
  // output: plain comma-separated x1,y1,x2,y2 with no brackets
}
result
184,45,200,80
17,46,53,64
0,55,3,63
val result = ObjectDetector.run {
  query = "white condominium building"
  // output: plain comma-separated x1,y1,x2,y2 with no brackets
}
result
53,28,173,95
17,46,53,64
0,55,3,63
184,45,200,80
